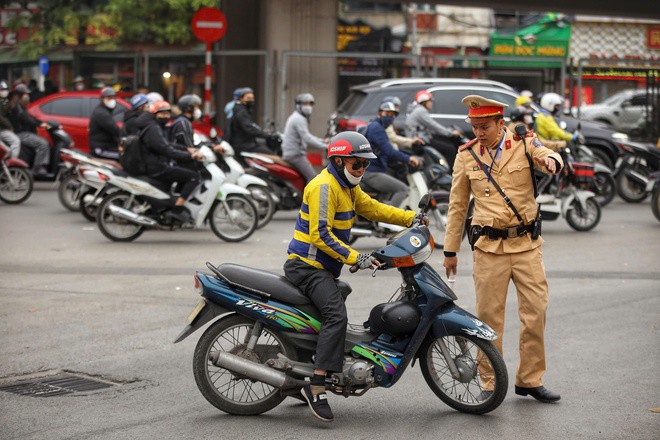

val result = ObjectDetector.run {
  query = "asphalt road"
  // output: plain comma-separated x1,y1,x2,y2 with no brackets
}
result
1,183,658,439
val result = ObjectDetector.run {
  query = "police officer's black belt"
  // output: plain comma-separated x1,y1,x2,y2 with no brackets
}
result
477,224,534,240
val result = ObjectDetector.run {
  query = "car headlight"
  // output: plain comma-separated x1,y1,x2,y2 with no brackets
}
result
612,132,629,141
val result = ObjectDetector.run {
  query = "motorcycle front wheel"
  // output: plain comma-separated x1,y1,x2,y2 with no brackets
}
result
652,186,660,223
616,164,649,203
565,197,601,231
420,334,508,414
96,192,145,242
58,174,83,211
193,315,295,416
209,195,258,242
0,166,33,204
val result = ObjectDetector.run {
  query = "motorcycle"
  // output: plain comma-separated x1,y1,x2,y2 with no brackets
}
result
0,139,33,204
19,120,73,182
569,126,616,207
613,140,660,203
175,194,508,416
242,151,305,211
94,145,258,243
651,172,660,222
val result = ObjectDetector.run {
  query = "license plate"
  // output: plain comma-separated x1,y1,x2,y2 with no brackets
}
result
187,300,206,324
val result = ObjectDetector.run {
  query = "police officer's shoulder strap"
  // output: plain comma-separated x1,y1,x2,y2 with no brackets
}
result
514,124,539,199
465,145,525,225
458,138,478,152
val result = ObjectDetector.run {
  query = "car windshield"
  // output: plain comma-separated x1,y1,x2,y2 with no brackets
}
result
337,91,367,115
601,91,629,106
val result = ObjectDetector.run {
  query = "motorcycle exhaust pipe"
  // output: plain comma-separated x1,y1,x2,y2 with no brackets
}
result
350,227,372,237
624,169,649,187
210,351,307,390
107,205,158,227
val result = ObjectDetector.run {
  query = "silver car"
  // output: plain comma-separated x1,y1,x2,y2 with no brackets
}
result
579,89,648,132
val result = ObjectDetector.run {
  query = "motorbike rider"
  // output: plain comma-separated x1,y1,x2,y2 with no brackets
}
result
0,81,21,158
7,84,51,176
89,87,121,160
362,101,420,207
72,76,85,91
283,131,420,423
122,94,151,137
281,93,328,184
510,105,565,153
381,96,423,151
535,92,580,145
229,88,276,156
405,90,463,170
135,101,204,223
171,94,225,158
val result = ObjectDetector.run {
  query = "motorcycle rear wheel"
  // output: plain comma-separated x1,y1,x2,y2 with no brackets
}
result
565,197,601,232
591,172,615,207
420,334,507,414
209,195,258,242
96,192,145,242
248,185,275,229
616,164,649,203
0,167,33,204
652,187,660,223
79,188,99,222
58,174,83,211
193,315,295,416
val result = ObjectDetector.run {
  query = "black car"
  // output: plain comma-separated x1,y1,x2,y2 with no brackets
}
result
332,79,633,169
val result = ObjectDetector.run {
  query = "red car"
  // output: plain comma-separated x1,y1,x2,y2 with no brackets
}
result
28,91,221,152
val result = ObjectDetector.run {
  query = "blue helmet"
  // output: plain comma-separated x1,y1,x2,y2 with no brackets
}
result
233,87,254,100
130,93,150,110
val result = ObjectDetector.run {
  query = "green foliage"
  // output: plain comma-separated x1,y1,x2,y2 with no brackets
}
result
11,0,222,57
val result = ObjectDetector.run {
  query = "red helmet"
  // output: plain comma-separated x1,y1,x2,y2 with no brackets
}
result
327,131,376,159
150,101,172,114
415,90,432,104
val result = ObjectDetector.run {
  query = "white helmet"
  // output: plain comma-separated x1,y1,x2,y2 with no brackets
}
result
540,93,564,113
146,92,164,103
521,90,533,99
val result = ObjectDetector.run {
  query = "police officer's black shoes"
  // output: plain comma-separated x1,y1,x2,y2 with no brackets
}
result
515,385,561,403
301,385,334,422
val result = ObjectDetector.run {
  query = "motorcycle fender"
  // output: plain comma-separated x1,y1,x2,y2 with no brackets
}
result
593,163,611,174
218,182,251,199
5,158,29,168
431,303,497,341
237,174,268,188
173,300,233,343
562,190,595,215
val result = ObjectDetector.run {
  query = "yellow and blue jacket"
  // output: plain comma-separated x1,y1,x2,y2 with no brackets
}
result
287,165,415,278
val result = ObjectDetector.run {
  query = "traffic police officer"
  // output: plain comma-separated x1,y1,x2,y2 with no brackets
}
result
443,95,563,403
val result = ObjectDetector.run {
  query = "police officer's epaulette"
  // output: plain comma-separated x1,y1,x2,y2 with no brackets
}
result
458,138,478,152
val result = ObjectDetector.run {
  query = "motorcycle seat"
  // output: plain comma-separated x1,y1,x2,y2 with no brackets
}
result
215,263,352,305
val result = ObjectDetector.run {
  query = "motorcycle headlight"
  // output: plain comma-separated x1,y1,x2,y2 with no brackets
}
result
612,132,629,141
193,132,210,146
209,128,217,139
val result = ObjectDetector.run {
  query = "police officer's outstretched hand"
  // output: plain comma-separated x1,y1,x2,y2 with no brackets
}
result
534,156,557,174
443,256,457,278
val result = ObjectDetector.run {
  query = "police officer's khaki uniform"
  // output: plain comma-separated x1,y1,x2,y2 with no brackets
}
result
445,97,563,390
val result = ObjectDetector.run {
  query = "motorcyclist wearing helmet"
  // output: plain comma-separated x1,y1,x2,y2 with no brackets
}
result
171,94,203,150
122,93,151,137
405,90,463,170
362,101,420,207
509,105,565,153
89,87,121,159
281,93,327,183
284,131,418,423
0,80,21,159
381,96,423,151
536,92,579,144
134,101,204,223
228,87,274,155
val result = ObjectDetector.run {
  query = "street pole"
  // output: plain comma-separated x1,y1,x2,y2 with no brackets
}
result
205,42,212,121
410,5,418,78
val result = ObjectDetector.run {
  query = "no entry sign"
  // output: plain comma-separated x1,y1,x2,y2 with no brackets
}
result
191,7,227,43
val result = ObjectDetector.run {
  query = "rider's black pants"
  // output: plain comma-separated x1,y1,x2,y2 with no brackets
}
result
429,136,458,171
283,258,347,372
151,166,199,199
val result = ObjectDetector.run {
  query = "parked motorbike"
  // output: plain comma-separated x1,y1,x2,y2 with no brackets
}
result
613,140,660,203
242,151,305,211
95,145,258,242
19,120,73,182
175,194,507,416
0,140,33,204
572,143,616,207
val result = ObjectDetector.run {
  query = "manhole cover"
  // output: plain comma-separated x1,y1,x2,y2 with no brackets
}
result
0,373,114,398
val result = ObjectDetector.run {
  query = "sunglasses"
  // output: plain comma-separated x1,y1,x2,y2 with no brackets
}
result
346,158,371,170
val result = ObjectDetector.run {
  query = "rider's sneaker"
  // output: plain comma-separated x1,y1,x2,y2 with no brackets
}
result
300,385,334,422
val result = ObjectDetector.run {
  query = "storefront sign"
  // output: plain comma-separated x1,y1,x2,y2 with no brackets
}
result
490,37,568,67
648,26,660,49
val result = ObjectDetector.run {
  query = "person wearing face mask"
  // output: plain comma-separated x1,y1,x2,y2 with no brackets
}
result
135,101,203,223
171,94,203,151
283,131,418,423
229,88,274,156
72,76,85,92
281,93,327,183
7,84,51,176
0,81,21,159
361,101,420,207
509,105,565,153
535,92,579,145
89,87,121,160
381,96,423,151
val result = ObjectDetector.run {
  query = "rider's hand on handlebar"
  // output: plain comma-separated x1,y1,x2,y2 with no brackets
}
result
413,136,424,145
443,256,457,278
40,122,51,129
408,156,420,167
414,212,429,226
452,130,462,138
356,252,382,270
191,151,204,161
212,144,224,154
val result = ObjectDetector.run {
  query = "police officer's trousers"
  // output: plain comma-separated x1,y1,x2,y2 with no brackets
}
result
473,246,549,390
284,258,348,372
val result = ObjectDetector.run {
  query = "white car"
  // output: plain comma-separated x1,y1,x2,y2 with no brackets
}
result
578,89,648,132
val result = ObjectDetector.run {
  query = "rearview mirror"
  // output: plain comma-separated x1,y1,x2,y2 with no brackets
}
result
419,193,431,210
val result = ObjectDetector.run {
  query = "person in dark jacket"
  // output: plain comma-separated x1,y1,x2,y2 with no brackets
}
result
229,88,273,155
121,94,151,137
361,101,419,207
170,94,202,150
0,81,21,158
135,101,203,223
89,87,121,159
8,84,51,175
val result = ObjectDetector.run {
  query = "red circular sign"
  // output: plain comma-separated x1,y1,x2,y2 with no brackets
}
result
191,7,227,43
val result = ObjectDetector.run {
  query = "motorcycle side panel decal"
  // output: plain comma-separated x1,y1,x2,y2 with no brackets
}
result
351,344,402,376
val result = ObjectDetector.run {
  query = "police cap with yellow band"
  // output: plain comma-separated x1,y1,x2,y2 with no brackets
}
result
461,95,509,121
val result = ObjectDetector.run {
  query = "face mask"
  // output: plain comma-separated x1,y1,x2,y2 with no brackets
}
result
245,100,255,110
193,108,202,120
105,99,117,109
157,116,169,125
300,105,313,116
0,90,8,98
343,164,363,185
380,116,394,127
523,114,534,125
75,84,84,91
